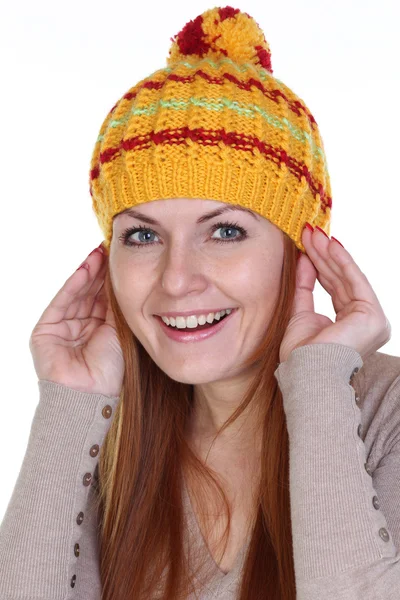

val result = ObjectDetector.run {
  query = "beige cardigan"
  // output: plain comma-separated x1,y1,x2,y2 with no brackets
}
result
0,343,399,598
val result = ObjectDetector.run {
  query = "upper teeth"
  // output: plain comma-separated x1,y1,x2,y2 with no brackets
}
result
161,309,233,329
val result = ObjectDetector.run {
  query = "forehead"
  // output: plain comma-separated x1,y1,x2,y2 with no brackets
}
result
113,199,260,225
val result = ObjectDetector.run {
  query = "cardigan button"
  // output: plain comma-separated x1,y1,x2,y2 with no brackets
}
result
102,405,112,419
372,496,380,510
74,543,80,557
364,462,373,476
357,424,362,438
71,574,76,588
379,528,390,542
83,473,92,486
350,367,359,383
90,444,100,457
76,512,84,525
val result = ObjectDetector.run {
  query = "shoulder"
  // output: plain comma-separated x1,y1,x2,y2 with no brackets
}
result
354,350,400,462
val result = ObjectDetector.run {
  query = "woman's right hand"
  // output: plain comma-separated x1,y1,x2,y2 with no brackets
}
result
29,243,125,398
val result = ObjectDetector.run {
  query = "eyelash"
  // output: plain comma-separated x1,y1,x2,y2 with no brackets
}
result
118,220,248,248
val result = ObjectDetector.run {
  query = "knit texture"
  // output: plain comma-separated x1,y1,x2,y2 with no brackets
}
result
89,6,332,254
1,346,400,598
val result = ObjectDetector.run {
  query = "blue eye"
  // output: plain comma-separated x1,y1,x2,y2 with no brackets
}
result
118,220,248,248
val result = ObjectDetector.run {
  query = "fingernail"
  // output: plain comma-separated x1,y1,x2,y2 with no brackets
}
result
304,222,314,232
76,263,89,271
89,246,103,257
331,236,344,248
315,225,330,239
97,242,105,254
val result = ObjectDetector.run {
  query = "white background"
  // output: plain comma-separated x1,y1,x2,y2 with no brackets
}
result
0,0,399,520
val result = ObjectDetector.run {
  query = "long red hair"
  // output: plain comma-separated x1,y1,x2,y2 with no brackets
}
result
93,232,299,599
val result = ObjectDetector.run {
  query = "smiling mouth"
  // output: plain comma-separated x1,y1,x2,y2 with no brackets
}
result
156,312,230,332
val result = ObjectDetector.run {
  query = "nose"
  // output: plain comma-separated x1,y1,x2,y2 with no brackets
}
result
159,246,208,296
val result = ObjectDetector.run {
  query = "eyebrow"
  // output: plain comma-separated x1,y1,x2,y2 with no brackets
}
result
115,204,260,225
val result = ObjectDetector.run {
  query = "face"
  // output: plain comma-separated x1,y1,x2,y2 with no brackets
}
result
109,198,284,386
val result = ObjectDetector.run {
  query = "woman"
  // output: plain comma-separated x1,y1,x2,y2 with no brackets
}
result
0,6,399,599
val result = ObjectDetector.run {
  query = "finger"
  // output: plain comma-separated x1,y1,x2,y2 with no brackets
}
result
316,271,346,315
302,227,353,307
305,226,382,309
65,255,109,321
293,252,317,315
101,283,118,329
82,254,116,325
37,247,107,326
326,236,382,306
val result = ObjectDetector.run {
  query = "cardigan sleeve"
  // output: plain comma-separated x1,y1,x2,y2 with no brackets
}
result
274,343,400,600
0,379,120,600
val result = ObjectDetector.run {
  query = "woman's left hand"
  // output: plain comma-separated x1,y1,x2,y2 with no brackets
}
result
279,224,392,364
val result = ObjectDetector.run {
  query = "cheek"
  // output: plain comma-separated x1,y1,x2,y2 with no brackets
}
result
233,252,282,312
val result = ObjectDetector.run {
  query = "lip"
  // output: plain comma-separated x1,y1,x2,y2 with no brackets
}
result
154,307,237,318
154,308,238,343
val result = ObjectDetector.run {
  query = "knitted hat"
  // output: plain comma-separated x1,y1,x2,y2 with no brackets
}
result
89,5,332,254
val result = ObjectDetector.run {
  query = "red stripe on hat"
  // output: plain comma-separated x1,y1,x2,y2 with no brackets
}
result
92,127,331,212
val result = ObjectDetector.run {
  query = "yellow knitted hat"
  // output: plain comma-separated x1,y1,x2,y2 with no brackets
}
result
89,5,332,254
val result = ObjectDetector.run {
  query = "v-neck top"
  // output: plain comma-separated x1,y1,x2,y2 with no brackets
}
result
1,345,400,599
181,477,251,598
